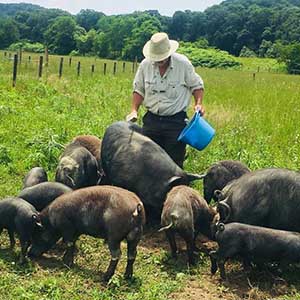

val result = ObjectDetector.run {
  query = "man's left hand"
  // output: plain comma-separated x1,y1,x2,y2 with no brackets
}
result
194,104,205,116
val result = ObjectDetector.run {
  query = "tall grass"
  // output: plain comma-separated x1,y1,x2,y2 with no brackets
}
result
0,51,300,299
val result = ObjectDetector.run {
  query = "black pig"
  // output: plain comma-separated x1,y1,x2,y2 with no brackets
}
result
216,168,300,232
159,185,216,264
0,197,42,263
55,142,99,189
29,186,145,282
203,160,250,203
23,167,48,189
210,222,300,279
101,121,203,218
18,182,72,211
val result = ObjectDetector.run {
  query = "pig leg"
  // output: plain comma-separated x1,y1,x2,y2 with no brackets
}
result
19,239,30,264
179,228,195,265
209,250,218,274
209,250,227,279
63,241,77,267
165,230,177,258
242,256,252,271
124,228,142,280
103,240,121,282
8,229,15,249
124,239,139,280
218,258,226,279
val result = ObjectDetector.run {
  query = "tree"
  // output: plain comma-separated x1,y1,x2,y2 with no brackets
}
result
0,18,19,49
93,32,110,58
258,39,274,57
277,42,300,74
76,9,104,31
123,17,161,61
239,46,257,57
75,29,97,55
44,16,77,54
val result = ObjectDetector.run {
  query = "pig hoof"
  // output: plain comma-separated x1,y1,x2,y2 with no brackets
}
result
63,258,74,267
124,272,133,280
19,257,28,265
211,264,218,274
102,273,113,283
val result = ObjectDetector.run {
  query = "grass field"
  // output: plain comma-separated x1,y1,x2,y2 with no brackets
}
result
0,51,300,299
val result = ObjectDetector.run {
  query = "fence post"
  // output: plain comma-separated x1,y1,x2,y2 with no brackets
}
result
113,62,117,75
253,73,256,80
132,62,135,73
123,62,125,72
28,56,31,63
134,56,138,72
45,46,49,67
59,57,64,78
12,54,18,87
91,64,95,75
8,53,11,59
38,56,43,78
4,52,7,57
69,57,72,67
77,61,81,77
19,47,22,65
104,63,107,75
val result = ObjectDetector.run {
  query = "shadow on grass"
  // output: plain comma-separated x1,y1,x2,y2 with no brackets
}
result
210,261,300,299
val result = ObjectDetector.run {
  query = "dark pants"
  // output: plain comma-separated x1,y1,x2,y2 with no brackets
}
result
142,111,187,168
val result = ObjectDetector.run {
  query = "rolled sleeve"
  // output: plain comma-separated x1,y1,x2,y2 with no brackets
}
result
133,65,145,97
185,64,204,93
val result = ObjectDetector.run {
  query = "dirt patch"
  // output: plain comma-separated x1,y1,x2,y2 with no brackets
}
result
139,229,298,300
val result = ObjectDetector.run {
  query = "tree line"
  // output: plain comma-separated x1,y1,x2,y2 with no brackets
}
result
0,1,300,73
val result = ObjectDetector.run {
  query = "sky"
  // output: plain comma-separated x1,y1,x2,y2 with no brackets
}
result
1,0,224,16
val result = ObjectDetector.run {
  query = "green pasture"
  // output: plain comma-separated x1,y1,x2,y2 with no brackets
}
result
0,51,300,299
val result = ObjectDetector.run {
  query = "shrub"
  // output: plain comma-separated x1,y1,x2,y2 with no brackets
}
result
8,41,45,53
178,44,241,69
239,46,257,57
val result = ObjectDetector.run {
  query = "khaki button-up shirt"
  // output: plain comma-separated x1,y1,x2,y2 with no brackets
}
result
133,53,204,116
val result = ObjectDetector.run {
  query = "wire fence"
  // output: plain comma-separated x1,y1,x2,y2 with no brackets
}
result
1,50,139,87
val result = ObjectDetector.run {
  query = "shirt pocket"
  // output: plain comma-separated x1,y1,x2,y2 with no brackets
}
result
167,80,180,98
145,80,157,97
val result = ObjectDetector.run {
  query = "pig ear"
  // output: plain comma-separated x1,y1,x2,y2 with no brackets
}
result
214,190,224,201
167,176,183,188
32,214,43,228
186,173,206,182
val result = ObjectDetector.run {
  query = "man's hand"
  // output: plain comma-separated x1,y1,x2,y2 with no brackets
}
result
126,111,138,122
194,104,205,116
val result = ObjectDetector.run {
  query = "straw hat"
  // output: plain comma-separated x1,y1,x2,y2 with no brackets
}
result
143,32,179,62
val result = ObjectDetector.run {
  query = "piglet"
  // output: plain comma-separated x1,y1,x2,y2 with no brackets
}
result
29,185,145,282
18,182,72,211
159,185,216,264
0,197,42,263
210,222,300,279
23,167,48,189
203,160,250,203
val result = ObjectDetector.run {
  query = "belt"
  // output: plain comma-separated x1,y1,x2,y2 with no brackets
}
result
146,110,187,121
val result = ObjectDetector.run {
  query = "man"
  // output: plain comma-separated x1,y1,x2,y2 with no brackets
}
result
126,32,205,168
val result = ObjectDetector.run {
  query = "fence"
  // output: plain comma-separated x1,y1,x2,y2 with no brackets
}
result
2,50,139,87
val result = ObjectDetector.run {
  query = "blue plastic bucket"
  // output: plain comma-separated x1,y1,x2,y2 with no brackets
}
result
177,112,215,150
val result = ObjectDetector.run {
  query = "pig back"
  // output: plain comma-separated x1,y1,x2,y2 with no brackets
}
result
45,185,145,239
18,182,72,211
101,121,186,210
218,168,300,231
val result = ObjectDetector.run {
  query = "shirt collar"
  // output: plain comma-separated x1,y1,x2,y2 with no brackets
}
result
151,54,174,69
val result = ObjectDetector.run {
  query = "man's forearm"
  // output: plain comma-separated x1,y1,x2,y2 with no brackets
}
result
193,88,204,105
132,92,144,112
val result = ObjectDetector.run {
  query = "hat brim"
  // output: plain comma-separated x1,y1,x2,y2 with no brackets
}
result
143,40,179,62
